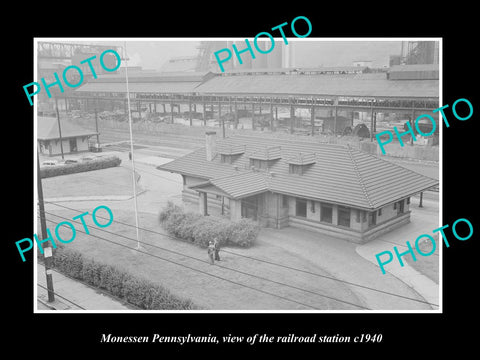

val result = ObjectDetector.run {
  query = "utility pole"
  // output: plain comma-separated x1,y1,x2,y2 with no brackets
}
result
94,107,100,149
55,97,64,160
37,151,55,302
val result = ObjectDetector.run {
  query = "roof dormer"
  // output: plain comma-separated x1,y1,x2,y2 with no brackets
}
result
217,144,245,164
286,152,316,175
249,146,282,170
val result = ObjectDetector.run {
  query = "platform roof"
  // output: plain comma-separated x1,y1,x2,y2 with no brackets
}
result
193,73,439,99
75,69,439,99
76,81,202,94
75,71,214,94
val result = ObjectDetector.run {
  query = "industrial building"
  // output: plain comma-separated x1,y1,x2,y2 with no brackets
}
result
64,63,439,142
158,132,438,243
36,40,439,145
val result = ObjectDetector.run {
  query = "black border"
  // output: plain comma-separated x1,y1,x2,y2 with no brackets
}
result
6,6,478,353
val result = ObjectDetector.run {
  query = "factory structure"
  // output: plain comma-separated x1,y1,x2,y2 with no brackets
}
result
38,40,440,146
62,62,439,145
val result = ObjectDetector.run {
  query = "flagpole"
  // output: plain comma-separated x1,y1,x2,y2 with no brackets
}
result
124,41,141,250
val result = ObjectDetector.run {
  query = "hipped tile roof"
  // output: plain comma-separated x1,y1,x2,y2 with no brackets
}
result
157,135,438,210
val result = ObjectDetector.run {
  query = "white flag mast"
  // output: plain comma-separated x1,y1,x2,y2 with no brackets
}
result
123,41,141,250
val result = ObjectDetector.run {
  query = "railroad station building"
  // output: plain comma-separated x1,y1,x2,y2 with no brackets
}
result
158,132,438,243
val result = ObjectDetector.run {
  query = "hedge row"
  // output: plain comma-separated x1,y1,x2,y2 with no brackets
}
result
159,202,260,248
40,155,121,178
53,247,199,310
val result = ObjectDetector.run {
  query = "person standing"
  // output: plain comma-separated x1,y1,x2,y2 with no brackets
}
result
207,241,215,265
213,237,221,261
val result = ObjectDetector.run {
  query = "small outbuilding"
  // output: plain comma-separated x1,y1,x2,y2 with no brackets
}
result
37,116,98,156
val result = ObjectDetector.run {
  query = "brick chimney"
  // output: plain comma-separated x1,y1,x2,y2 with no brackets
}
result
205,131,217,161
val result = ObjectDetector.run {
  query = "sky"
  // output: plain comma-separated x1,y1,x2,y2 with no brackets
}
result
45,39,404,70
124,39,403,70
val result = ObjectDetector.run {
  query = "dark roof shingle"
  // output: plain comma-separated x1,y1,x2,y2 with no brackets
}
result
37,117,97,140
157,135,438,209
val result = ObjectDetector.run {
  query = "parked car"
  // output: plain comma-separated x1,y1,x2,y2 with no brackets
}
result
42,160,58,166
64,159,79,164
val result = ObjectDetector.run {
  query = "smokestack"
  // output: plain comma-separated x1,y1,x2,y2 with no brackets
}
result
205,131,217,161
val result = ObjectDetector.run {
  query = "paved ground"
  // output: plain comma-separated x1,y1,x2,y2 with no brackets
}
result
258,227,438,310
355,198,440,308
36,263,134,311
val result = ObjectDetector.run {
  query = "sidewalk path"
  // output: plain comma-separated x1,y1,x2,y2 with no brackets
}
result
355,202,440,309
36,263,135,311
356,242,439,309
259,227,435,310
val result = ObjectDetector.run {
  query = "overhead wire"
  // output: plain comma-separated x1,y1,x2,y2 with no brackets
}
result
37,283,86,310
37,261,142,310
43,201,439,308
44,210,369,309
40,215,322,310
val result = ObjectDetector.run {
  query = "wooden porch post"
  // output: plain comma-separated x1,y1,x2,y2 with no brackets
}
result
234,98,238,129
270,98,274,131
333,98,338,135
203,98,207,126
290,100,294,134
252,102,255,130
311,105,315,136
189,99,192,126
199,192,208,216
370,100,374,141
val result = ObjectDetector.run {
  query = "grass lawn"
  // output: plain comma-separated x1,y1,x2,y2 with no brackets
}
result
42,166,140,199
405,237,440,284
47,207,366,310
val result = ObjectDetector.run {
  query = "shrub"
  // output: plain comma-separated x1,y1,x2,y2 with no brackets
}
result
40,155,121,179
52,247,198,310
158,203,260,248
54,249,84,279
81,259,103,287
158,201,184,223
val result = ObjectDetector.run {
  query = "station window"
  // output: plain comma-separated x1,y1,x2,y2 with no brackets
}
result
221,154,231,164
289,164,303,175
368,211,377,227
320,204,333,223
250,159,269,170
296,198,307,218
337,206,351,227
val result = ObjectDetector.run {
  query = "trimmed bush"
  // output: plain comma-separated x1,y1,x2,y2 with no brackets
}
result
54,249,84,279
52,247,199,310
40,155,121,179
159,201,260,248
